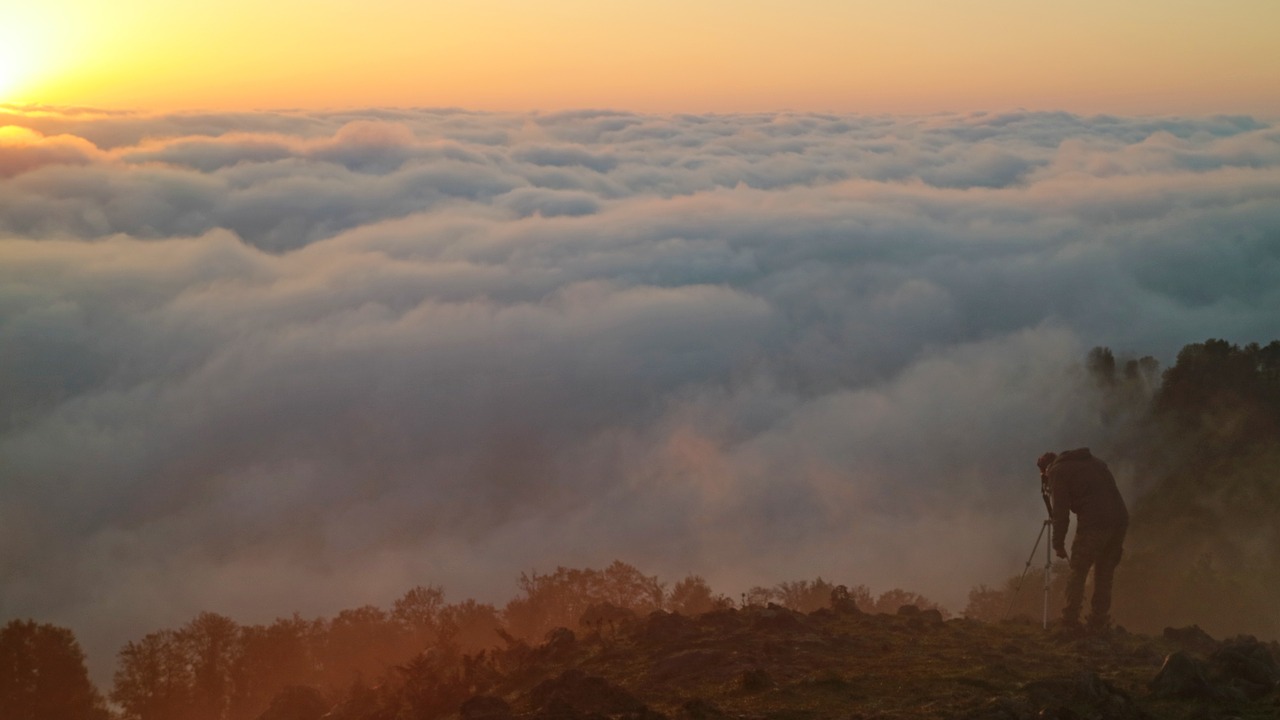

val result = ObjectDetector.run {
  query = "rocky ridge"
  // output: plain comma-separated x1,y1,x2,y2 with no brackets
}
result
301,603,1279,720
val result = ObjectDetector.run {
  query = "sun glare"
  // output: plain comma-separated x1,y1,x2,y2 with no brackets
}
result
0,28,38,101
0,6,73,104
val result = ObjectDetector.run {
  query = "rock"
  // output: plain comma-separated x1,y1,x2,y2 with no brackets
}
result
751,606,808,633
1150,651,1216,699
1211,636,1280,693
916,604,947,622
807,608,836,623
641,611,697,644
542,627,577,659
527,669,648,716
1130,643,1165,666
895,605,945,631
461,695,514,720
1162,625,1219,656
1204,637,1280,701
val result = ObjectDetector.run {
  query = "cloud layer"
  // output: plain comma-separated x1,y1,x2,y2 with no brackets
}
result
2,105,1279,680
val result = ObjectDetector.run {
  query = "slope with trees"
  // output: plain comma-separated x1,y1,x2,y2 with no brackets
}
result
0,619,110,720
967,339,1280,640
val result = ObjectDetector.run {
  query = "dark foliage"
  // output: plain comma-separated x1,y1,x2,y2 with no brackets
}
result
967,338,1280,640
0,619,109,720
1119,340,1280,638
108,589,502,720
503,561,666,641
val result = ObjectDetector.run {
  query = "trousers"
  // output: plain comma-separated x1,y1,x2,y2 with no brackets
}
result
1063,523,1126,627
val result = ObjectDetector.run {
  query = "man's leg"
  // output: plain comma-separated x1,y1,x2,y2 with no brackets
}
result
1062,532,1100,627
1087,525,1126,630
1062,560,1089,626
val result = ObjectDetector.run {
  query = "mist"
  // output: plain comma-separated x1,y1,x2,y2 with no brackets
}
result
2,105,1278,682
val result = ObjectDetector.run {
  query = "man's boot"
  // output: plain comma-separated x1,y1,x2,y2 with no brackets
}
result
1085,614,1111,637
1051,617,1083,642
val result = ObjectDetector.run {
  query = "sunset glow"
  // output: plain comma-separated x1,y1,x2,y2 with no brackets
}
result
0,27,35,101
0,6,83,105
10,0,1280,114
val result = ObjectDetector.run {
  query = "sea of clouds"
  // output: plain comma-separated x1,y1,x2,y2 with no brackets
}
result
2,105,1278,679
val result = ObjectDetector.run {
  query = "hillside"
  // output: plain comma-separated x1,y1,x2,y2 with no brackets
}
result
296,603,1279,720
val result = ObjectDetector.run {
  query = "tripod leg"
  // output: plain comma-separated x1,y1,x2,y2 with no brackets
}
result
1043,519,1052,629
1002,520,1049,622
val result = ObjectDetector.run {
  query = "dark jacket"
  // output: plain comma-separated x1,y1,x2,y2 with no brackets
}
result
1047,448,1129,551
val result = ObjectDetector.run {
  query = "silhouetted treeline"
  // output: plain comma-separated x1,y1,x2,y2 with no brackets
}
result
0,619,110,720
0,564,949,720
100,563,944,720
108,589,505,720
965,339,1280,639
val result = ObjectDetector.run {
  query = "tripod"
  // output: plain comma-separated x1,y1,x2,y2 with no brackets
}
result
1003,484,1055,629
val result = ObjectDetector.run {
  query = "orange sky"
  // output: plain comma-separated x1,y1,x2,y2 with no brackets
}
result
2,0,1278,114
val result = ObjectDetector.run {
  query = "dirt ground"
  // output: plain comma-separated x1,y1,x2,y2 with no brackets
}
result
477,605,1280,720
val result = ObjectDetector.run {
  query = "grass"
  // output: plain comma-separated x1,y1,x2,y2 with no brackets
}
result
485,606,1279,720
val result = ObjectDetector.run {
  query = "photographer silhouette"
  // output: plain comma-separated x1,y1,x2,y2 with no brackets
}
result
1039,448,1129,635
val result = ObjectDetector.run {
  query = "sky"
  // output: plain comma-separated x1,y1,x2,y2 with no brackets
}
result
1,0,1278,115
1,0,1280,689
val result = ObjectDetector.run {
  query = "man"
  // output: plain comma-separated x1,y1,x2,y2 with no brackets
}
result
1038,448,1129,634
